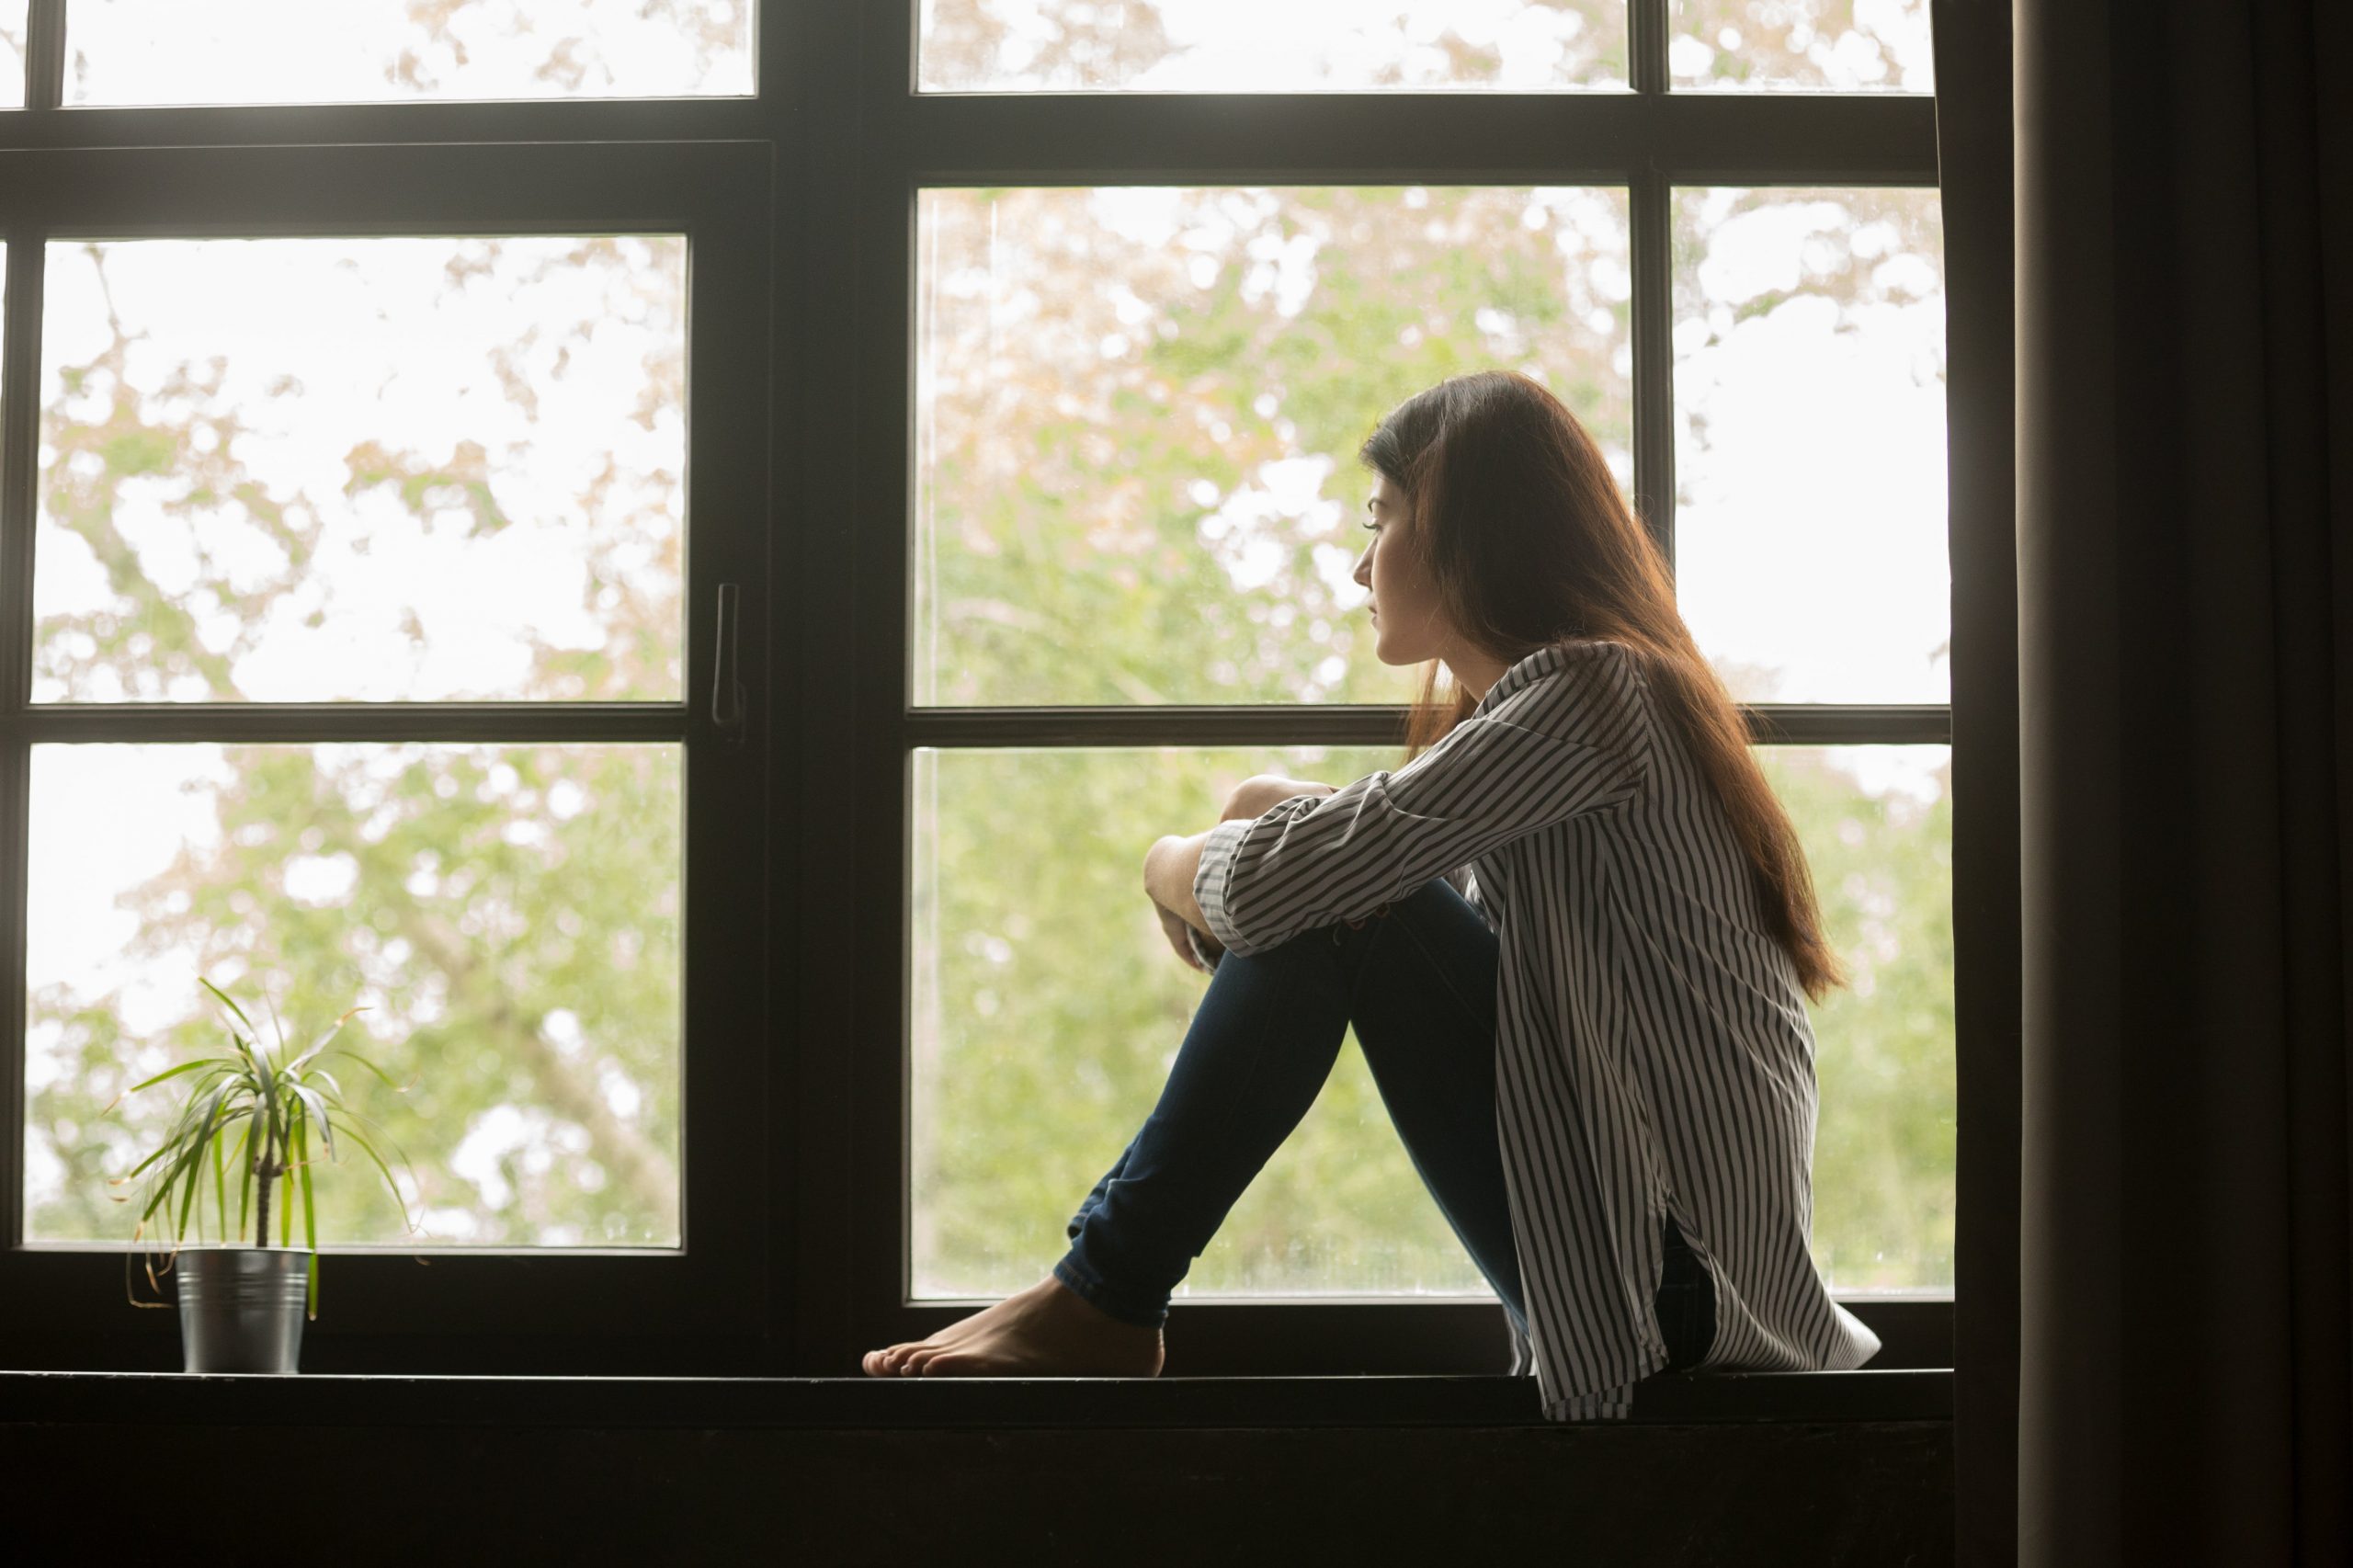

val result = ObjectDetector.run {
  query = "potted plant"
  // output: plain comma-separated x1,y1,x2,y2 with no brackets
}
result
107,978,420,1373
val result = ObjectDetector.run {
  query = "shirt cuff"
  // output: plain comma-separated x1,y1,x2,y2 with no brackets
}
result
1185,924,1223,972
1192,817,1255,955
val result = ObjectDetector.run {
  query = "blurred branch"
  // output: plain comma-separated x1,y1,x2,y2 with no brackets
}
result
403,909,678,1226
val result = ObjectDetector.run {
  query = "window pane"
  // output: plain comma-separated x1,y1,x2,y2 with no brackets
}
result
1669,0,1934,93
1759,744,1951,1292
919,0,1627,92
1670,186,1947,703
23,742,682,1248
1,4,26,109
911,744,1492,1300
37,235,686,704
913,741,1955,1299
65,0,754,105
915,185,1632,707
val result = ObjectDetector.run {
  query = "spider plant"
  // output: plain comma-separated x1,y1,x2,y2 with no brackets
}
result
108,978,421,1319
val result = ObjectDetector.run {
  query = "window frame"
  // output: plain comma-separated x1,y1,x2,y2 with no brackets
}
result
0,128,779,1366
0,2,2010,1385
850,1,1962,1377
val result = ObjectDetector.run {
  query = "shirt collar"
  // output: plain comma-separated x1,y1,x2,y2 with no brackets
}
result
1469,642,1570,720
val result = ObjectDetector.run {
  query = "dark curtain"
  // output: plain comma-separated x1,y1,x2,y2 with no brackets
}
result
2010,2,2353,1564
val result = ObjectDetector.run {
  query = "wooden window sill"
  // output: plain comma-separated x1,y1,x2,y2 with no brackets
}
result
0,1367,1949,1428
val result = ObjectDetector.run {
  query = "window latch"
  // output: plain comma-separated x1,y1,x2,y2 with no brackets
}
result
712,582,747,748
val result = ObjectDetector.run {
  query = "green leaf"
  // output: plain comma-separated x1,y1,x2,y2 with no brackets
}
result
288,1005,367,1077
329,1104,422,1187
332,1121,417,1233
174,1126,207,1241
291,1112,321,1315
278,1100,297,1247
287,1083,336,1163
318,1047,414,1094
166,1080,238,1241
198,977,256,1035
263,989,290,1062
210,1128,227,1240
230,1119,256,1243
121,1057,231,1096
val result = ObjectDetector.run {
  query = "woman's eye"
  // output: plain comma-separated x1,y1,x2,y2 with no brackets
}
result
1360,520,1381,534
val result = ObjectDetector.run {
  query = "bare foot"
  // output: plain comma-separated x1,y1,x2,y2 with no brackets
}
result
860,1273,1165,1379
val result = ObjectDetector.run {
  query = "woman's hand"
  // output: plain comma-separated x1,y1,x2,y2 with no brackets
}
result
1222,774,1338,822
1152,896,1216,972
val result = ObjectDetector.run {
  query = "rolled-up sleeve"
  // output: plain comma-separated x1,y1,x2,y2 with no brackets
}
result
1191,673,1647,958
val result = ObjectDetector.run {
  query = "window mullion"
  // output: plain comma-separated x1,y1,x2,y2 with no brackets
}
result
23,0,64,113
1,231,39,714
1631,158,1677,567
1631,0,1671,97
0,232,36,1249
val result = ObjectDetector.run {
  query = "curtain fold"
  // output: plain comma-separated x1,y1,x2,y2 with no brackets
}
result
2013,2,2353,1564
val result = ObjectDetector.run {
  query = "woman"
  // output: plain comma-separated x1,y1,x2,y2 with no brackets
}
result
862,369,1883,1419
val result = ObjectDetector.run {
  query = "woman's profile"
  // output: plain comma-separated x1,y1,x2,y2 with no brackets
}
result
862,368,1882,1419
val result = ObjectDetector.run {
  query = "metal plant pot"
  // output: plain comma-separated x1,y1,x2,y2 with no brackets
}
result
173,1245,310,1374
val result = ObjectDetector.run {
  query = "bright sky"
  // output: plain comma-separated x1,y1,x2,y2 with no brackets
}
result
917,1,1934,92
947,0,1618,89
65,0,753,105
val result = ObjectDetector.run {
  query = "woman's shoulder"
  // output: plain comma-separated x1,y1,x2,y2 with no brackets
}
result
1506,637,1649,704
1482,638,1654,744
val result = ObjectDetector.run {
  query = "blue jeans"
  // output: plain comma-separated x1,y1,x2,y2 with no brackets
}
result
1052,875,1716,1373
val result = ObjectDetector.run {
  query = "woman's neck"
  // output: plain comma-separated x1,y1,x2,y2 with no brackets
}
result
1446,645,1509,705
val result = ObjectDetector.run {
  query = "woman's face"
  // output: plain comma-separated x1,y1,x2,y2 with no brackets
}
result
1352,471,1448,665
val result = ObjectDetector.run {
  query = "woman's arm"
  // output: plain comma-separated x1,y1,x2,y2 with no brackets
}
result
1143,777,1336,941
1144,830,1216,936
1194,669,1648,959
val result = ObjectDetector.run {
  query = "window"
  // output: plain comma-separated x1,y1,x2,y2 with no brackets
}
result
1,8,772,1359
2,2,1970,1379
884,1,1952,1374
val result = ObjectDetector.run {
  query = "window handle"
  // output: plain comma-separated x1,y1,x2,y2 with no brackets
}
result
711,582,747,748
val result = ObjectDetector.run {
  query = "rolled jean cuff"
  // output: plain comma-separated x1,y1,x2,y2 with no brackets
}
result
1051,1251,1168,1331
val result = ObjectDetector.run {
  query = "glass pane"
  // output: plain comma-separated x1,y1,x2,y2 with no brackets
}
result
1670,186,1947,703
24,742,682,1248
65,0,754,105
911,744,1492,1300
920,0,1627,92
0,3,27,109
1669,0,1934,93
913,740,1954,1298
1759,744,1951,1292
37,235,686,704
915,185,1633,706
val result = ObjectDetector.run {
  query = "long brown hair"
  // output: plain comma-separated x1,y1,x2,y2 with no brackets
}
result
1359,369,1846,1002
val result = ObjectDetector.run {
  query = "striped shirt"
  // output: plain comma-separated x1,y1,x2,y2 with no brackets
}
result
1190,637,1882,1421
